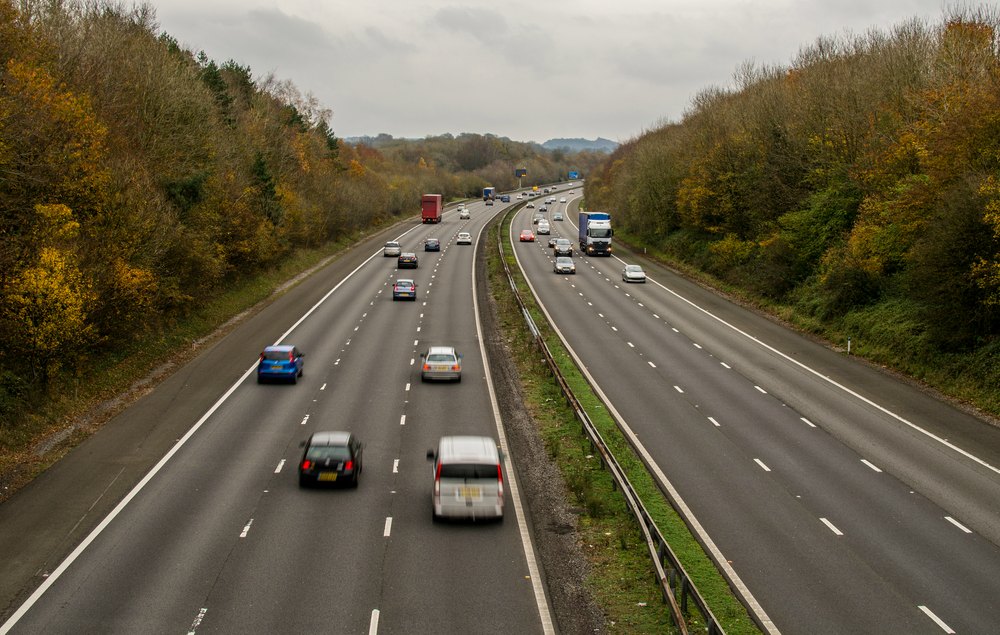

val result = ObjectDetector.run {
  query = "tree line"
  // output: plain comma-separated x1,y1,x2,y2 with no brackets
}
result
586,8,1000,405
0,0,603,416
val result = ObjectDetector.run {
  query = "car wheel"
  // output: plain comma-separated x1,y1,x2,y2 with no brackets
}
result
455,374,462,383
290,374,297,385
257,375,264,384
298,476,309,488
351,475,359,488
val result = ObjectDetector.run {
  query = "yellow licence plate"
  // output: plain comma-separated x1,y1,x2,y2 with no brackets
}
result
318,472,338,481
459,486,481,499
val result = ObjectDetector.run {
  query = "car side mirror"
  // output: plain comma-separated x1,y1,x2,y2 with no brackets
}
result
426,450,436,461
420,353,426,359
299,441,306,448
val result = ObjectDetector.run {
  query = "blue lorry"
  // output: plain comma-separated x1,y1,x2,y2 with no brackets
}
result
578,212,613,256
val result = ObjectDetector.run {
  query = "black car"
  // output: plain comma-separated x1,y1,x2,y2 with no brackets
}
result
299,431,363,488
424,238,440,251
397,252,418,268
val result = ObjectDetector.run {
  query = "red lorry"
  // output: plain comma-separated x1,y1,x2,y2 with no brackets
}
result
421,194,443,223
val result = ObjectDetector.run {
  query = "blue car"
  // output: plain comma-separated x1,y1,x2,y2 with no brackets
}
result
257,345,304,384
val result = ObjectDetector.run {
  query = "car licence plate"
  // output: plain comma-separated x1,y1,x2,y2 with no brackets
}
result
270,365,282,370
458,486,481,499
318,472,338,481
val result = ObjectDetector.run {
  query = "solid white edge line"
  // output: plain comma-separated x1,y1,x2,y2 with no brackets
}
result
0,229,421,634
480,214,555,634
820,517,844,536
918,605,955,633
944,516,972,534
510,217,778,634
639,273,1000,477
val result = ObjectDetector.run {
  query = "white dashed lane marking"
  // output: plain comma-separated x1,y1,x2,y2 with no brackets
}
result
820,518,844,536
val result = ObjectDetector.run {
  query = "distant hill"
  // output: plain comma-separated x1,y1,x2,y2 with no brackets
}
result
542,137,618,153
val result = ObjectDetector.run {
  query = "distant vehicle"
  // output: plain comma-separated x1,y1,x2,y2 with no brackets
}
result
392,279,417,301
519,229,535,242
427,436,504,521
421,194,443,223
553,257,576,274
533,213,544,224
298,431,363,488
548,236,559,248
420,346,462,382
559,197,567,203
538,205,548,213
622,264,647,283
543,188,550,194
257,345,304,384
579,211,613,256
383,241,401,257
553,238,573,256
424,237,440,251
516,193,523,199
459,208,471,219
536,220,550,235
456,231,473,245
553,211,563,221
483,186,496,201
397,252,418,269
500,194,511,203
569,190,574,194
526,202,535,209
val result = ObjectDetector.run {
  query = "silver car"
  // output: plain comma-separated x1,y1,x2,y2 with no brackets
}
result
554,257,576,274
456,232,472,245
553,211,563,221
622,264,647,283
536,220,550,235
459,208,471,219
427,436,504,521
420,346,462,382
383,241,401,257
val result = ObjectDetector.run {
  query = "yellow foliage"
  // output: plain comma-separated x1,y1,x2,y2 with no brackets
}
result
111,259,157,312
1,247,95,362
348,159,366,178
33,203,80,243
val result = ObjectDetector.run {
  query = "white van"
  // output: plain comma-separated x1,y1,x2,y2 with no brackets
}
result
427,436,504,521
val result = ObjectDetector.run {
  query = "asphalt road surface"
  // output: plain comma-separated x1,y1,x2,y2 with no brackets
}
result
511,193,1000,634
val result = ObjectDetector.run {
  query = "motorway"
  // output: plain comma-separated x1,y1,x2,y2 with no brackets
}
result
0,197,553,633
511,193,1000,634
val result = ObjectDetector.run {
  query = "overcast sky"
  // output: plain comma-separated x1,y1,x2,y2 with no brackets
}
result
150,0,951,144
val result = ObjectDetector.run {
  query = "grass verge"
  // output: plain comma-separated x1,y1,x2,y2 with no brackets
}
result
487,213,760,634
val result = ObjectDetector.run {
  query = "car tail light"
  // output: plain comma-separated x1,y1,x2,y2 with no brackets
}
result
344,460,354,471
288,351,295,362
301,460,312,470
258,353,264,363
451,364,460,371
423,363,431,371
497,464,504,500
433,463,441,500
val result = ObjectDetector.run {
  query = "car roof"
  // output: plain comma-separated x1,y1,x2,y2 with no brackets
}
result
385,241,399,245
264,345,295,352
396,278,414,285
556,238,571,243
437,435,499,462
556,256,573,262
400,252,416,256
308,431,352,446
427,345,456,355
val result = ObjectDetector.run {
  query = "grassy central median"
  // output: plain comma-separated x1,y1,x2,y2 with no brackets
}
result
487,210,760,634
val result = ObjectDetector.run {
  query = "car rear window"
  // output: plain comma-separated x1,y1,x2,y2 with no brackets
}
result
439,463,498,479
427,354,455,363
262,350,290,361
306,446,351,461
396,282,413,288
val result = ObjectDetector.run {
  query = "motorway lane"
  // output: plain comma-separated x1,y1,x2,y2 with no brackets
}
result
3,197,549,634
511,197,1000,634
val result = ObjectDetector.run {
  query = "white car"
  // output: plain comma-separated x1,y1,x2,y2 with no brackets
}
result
559,197,567,203
536,220,550,235
456,232,473,245
526,202,535,208
459,208,471,219
383,241,401,257
553,212,563,221
622,264,647,283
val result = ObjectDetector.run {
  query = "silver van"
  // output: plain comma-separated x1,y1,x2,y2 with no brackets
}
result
426,436,504,522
